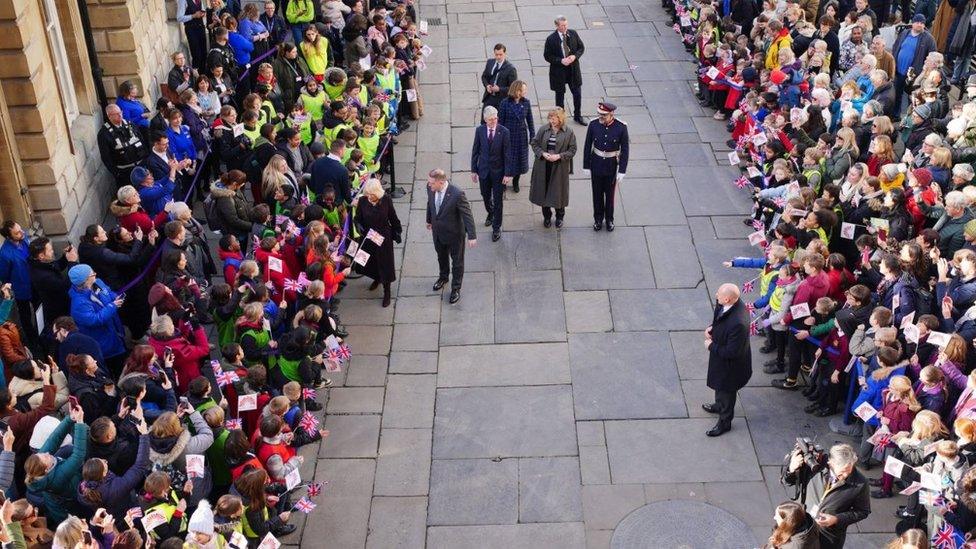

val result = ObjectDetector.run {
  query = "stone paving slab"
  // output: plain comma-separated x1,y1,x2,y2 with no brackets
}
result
644,226,703,288
366,496,429,549
564,291,613,333
560,227,654,290
374,428,433,496
569,332,685,420
433,385,578,458
604,418,763,483
439,272,495,345
608,288,713,331
519,457,584,522
495,269,567,343
617,179,688,226
438,342,571,386
428,458,519,525
382,374,437,429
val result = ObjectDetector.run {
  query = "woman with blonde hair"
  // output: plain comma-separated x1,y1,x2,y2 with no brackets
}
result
762,501,819,548
883,528,929,549
352,179,401,307
261,154,296,203
25,406,87,524
824,127,859,184
867,375,920,498
529,107,577,228
148,409,214,508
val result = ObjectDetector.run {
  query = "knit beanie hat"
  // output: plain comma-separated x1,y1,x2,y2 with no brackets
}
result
966,220,976,241
188,500,214,534
129,166,150,186
911,168,933,188
68,264,93,287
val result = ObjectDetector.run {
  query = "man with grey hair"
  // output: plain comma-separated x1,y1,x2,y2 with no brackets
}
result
97,103,148,188
922,190,975,257
783,443,870,549
702,283,751,437
471,106,513,242
543,16,586,125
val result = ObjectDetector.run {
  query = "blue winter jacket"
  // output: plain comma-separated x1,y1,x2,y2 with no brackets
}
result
137,176,176,218
68,279,126,359
0,239,31,300
852,356,905,427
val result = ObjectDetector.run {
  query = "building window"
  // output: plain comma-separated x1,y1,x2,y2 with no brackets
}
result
40,0,78,123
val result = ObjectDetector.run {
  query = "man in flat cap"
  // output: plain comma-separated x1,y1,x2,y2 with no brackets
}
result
583,102,629,232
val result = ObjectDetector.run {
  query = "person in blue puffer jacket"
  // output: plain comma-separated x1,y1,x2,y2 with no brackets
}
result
67,264,127,375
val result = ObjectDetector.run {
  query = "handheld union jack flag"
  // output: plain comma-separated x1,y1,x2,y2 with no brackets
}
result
299,411,319,434
733,176,750,189
920,490,945,508
752,219,765,232
672,23,680,32
302,388,317,401
932,521,964,549
306,481,324,498
337,344,351,361
216,370,240,388
297,272,310,288
210,360,222,375
326,348,342,363
749,321,759,336
294,497,317,514
283,278,302,292
225,418,243,430
746,303,755,315
742,277,757,294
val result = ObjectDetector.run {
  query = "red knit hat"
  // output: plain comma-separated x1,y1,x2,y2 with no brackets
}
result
770,70,788,85
911,168,933,189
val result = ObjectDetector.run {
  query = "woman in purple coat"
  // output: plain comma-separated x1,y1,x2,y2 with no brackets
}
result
497,80,534,193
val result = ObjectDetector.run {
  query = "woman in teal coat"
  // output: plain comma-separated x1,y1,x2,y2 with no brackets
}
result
25,405,88,523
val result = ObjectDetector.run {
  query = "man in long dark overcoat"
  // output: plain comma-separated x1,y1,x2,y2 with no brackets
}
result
703,283,753,437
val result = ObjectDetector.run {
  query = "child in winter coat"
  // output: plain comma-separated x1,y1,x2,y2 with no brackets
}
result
185,500,224,549
762,262,801,374
915,365,949,418
139,470,189,541
866,375,921,497
254,414,301,483
236,302,279,369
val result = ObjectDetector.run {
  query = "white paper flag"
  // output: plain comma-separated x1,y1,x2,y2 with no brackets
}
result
789,302,810,319
238,394,258,411
186,454,205,478
353,249,371,266
840,222,856,240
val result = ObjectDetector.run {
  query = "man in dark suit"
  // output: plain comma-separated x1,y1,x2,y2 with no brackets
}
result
142,132,177,182
783,443,871,549
544,16,586,125
470,106,513,242
702,283,752,437
427,169,477,304
309,139,353,204
481,44,518,113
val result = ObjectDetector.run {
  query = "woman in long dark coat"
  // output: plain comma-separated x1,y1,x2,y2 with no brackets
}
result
528,108,577,227
354,179,402,307
497,81,534,193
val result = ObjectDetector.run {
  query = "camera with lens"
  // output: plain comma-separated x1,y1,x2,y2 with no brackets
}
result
795,437,827,473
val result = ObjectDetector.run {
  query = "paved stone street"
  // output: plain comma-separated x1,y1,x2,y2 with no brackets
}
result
286,0,901,547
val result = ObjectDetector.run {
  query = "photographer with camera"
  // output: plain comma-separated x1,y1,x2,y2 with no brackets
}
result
782,442,871,549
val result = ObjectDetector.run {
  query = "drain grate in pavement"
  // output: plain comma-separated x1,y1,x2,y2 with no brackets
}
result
426,17,443,26
611,501,757,549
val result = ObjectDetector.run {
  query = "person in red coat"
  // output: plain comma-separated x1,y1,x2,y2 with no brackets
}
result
254,414,301,482
110,185,168,234
147,315,210,395
774,253,831,390
869,376,921,497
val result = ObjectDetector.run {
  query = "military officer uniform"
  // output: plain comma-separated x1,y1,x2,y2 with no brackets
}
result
97,118,149,189
582,102,629,231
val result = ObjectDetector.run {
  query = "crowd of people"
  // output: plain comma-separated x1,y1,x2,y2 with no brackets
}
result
0,0,433,546
674,0,976,544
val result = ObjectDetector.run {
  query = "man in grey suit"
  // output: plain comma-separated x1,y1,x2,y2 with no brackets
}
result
427,169,477,304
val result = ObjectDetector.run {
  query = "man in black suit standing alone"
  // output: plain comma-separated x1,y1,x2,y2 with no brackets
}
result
544,16,586,125
427,169,477,305
481,44,518,115
702,283,753,437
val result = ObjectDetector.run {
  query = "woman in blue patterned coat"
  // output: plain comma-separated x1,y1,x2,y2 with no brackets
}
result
498,80,535,193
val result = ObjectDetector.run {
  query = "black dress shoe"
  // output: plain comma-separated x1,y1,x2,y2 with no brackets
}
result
706,423,731,437
484,215,492,227
513,182,520,193
701,403,719,414
492,231,500,242
606,221,615,232
574,116,587,125
369,280,380,291
273,523,297,536
593,221,602,231
433,278,448,291
543,218,552,228
555,218,563,228
449,289,461,304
